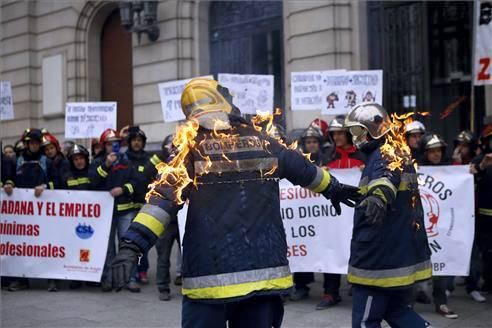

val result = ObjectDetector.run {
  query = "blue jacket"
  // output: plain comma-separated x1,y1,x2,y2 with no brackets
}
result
15,151,48,188
347,140,432,288
89,153,137,215
124,118,338,302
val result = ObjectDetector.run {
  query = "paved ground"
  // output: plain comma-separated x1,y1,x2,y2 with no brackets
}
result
2,248,492,328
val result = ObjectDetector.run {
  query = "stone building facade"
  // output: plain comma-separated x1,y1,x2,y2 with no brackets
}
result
1,0,490,147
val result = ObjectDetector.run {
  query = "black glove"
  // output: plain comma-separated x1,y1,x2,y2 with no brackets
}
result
111,241,141,291
357,195,386,224
322,176,362,215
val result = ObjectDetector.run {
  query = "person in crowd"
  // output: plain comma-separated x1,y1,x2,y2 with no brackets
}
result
345,103,432,327
326,116,366,170
452,130,478,165
14,139,25,158
124,126,152,284
40,132,70,291
62,140,75,157
42,133,70,191
450,130,486,303
290,123,330,302
8,129,49,292
1,146,16,196
420,134,459,319
150,135,182,301
110,78,360,327
64,144,93,289
471,125,492,294
3,144,16,160
309,116,367,310
311,118,335,161
90,128,139,292
91,138,104,161
404,120,426,162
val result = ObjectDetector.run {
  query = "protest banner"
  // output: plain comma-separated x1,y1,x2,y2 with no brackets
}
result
321,70,383,115
474,0,492,85
0,188,114,281
290,70,346,111
158,75,213,123
218,73,274,114
0,80,14,121
65,102,117,139
179,166,473,276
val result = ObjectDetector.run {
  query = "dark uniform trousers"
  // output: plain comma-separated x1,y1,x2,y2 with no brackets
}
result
182,295,284,328
352,285,431,328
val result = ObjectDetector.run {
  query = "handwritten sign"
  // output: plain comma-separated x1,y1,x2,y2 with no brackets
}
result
0,81,14,121
218,74,274,114
65,102,117,139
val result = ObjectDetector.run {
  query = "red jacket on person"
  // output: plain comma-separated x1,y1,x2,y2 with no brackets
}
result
326,145,365,169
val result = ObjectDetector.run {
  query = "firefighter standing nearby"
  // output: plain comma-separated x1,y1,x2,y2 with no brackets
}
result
90,128,139,292
471,125,492,293
404,121,426,163
419,134,459,319
123,126,152,284
344,103,432,328
111,78,361,328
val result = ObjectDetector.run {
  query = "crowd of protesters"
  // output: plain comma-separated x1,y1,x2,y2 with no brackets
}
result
1,117,492,318
0,126,182,300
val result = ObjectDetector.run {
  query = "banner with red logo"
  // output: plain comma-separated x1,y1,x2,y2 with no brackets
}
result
282,166,475,276
474,0,492,85
0,188,114,281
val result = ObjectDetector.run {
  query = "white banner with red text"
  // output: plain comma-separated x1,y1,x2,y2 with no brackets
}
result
177,166,474,276
0,188,114,281
474,0,492,85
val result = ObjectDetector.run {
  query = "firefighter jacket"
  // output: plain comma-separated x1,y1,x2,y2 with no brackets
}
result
65,164,92,191
123,118,340,303
47,153,70,190
347,140,432,288
15,150,48,188
89,153,137,215
124,150,151,209
1,155,16,187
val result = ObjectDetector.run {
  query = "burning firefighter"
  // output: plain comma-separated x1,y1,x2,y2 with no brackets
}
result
111,78,360,327
344,103,432,327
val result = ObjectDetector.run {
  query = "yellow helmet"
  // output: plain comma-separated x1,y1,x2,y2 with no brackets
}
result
181,78,233,130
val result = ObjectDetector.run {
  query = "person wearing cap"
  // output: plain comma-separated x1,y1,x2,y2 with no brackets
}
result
90,128,139,292
123,126,152,284
452,130,478,165
345,103,432,327
404,121,426,162
471,125,492,294
110,78,360,327
311,118,335,161
419,134,459,319
63,144,93,289
8,128,49,292
91,138,105,162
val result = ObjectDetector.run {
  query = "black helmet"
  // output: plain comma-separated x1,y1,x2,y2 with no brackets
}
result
23,129,43,143
67,144,89,160
126,126,147,147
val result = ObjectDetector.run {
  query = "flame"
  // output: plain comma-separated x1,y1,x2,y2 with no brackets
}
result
440,96,467,120
146,120,200,204
380,112,430,171
146,108,308,204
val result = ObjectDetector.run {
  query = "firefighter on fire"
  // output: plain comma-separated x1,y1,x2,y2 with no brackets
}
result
344,103,433,328
111,78,361,328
